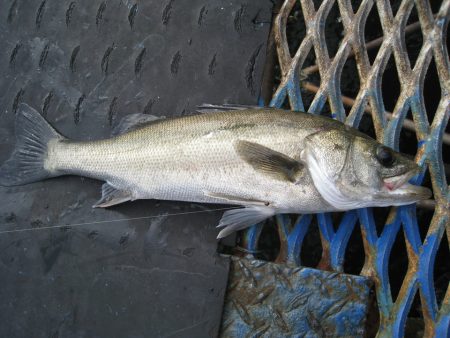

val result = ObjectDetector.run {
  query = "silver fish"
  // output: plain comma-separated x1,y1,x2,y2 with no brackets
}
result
0,104,431,238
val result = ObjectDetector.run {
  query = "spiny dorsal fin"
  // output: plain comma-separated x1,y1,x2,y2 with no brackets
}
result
112,113,164,136
235,140,305,183
93,183,132,208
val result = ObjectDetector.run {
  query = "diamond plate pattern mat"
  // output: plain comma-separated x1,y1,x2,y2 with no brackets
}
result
0,1,273,337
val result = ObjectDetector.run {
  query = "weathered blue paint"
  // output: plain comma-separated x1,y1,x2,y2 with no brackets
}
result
241,222,264,254
358,208,378,247
221,257,372,337
418,230,444,322
317,213,335,244
269,86,287,108
286,74,304,112
435,311,450,338
285,214,312,265
392,280,419,337
330,210,358,271
400,205,421,254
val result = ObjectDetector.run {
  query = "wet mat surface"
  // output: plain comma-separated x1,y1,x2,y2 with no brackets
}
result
0,1,272,337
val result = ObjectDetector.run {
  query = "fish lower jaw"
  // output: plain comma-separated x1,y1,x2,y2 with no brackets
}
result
381,182,432,200
379,163,432,201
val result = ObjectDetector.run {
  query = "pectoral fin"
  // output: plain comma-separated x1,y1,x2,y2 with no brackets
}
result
217,206,275,239
235,140,305,183
93,183,132,208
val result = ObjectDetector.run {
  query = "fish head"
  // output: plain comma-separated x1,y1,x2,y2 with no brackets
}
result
303,127,432,209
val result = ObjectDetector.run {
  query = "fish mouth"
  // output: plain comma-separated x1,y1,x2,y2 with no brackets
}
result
383,171,416,191
379,169,432,201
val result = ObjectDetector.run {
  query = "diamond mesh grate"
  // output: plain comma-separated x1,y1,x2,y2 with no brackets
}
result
244,1,449,336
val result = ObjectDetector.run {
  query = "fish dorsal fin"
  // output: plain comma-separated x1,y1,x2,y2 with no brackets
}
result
112,113,164,136
235,140,305,183
196,103,272,114
93,183,133,208
216,206,275,239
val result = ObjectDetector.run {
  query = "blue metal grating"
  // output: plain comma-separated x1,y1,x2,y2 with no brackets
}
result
243,0,449,336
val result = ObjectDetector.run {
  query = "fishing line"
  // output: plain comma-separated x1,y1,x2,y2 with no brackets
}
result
0,206,240,235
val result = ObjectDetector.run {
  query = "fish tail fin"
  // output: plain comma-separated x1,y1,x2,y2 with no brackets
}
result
0,103,64,186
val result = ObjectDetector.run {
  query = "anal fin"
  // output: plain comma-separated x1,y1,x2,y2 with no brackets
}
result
216,206,275,239
93,183,132,208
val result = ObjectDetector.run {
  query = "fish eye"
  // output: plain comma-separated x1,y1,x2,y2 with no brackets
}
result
376,146,395,167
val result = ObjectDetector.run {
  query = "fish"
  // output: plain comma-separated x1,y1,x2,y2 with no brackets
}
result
0,103,431,238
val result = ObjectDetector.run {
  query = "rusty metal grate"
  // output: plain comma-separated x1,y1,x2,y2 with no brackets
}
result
242,0,449,336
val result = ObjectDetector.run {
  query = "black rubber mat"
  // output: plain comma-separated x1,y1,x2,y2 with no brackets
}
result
0,1,273,337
